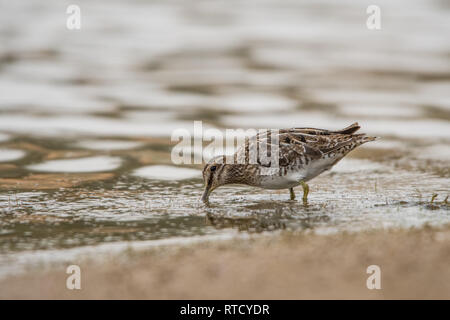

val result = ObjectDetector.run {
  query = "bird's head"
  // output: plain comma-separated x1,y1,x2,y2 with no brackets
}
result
201,156,240,204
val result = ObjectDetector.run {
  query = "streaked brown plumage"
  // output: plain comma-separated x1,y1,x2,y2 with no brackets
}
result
201,122,377,203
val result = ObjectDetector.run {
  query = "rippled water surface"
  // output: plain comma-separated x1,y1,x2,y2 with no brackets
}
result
0,0,449,276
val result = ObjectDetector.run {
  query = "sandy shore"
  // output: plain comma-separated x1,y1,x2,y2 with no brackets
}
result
1,226,450,299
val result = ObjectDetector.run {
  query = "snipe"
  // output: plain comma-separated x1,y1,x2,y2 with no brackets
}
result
201,122,377,204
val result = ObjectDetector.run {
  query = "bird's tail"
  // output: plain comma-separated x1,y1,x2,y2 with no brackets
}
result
331,122,361,135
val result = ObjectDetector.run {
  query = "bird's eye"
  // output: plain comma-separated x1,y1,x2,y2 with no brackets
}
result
210,165,217,172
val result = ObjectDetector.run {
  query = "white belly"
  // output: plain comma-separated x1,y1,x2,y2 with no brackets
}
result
258,170,305,189
257,157,339,190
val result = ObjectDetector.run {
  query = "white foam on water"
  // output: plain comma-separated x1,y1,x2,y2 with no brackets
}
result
0,148,26,162
416,82,450,111
161,56,244,70
132,165,201,180
310,85,450,114
364,119,450,140
3,60,81,82
0,79,115,113
100,85,214,109
76,139,144,150
0,115,208,138
0,133,10,142
123,110,178,122
338,103,423,118
309,88,420,106
222,112,348,130
332,159,387,174
27,156,122,173
415,144,450,161
213,92,298,112
365,139,406,150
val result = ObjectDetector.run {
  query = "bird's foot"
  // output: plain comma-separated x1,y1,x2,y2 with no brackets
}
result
300,181,309,205
289,187,296,201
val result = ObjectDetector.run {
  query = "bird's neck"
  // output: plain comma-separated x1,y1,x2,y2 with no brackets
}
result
223,164,257,186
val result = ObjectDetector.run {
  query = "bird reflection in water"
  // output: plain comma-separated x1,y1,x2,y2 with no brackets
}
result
204,205,330,233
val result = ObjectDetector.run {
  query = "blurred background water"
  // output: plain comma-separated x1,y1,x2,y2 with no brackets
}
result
0,0,449,277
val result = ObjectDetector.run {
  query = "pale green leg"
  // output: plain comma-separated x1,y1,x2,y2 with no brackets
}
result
289,188,295,200
300,181,309,204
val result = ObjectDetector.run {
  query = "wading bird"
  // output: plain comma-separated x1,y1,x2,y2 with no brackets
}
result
201,123,376,204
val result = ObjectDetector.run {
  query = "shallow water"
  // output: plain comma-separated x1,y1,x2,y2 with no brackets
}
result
0,0,449,276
